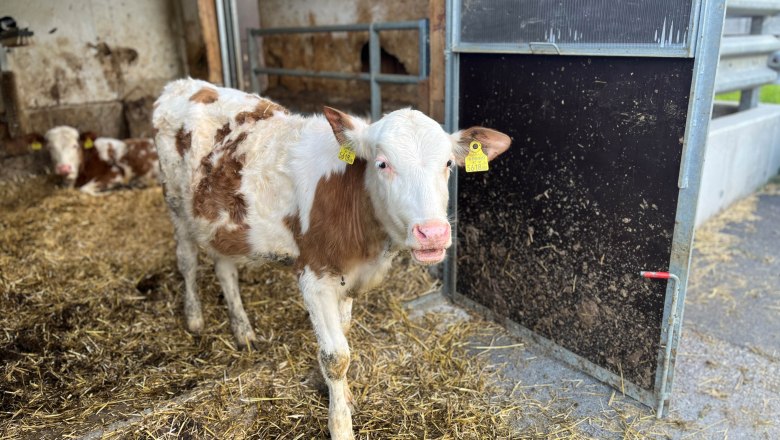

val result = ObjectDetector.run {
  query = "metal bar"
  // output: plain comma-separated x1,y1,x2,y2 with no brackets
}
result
252,67,422,84
226,0,239,88
640,271,681,418
750,15,766,33
715,66,777,93
215,0,232,87
740,88,761,110
727,0,780,17
443,0,458,300
248,30,259,94
228,0,243,90
719,34,780,56
689,0,706,58
662,0,728,418
418,19,430,79
373,21,427,31
246,19,429,116
249,20,422,36
373,73,425,84
369,24,381,121
451,42,693,58
740,16,768,111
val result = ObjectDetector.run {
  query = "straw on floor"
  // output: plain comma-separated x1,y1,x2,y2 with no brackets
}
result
0,177,524,439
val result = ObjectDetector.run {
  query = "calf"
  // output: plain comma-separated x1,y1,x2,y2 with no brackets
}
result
44,126,159,194
152,78,511,439
0,133,45,157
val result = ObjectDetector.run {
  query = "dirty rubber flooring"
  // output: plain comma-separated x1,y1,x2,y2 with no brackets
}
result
417,177,780,439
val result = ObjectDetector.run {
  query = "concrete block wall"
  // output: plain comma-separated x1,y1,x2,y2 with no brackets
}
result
2,0,185,138
696,104,780,226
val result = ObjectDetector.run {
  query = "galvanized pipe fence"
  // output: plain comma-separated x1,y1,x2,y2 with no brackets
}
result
716,0,780,111
247,20,429,121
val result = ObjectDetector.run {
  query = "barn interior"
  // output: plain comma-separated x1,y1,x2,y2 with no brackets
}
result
1,0,779,439
0,0,443,181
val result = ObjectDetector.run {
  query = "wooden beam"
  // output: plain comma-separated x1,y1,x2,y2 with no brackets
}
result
198,0,223,85
428,0,446,123
1,71,29,137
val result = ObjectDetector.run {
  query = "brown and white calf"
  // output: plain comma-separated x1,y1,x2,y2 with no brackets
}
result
0,133,45,157
152,78,510,439
44,126,159,194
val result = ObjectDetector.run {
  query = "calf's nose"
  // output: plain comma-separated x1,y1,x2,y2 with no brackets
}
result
413,221,451,246
56,164,72,176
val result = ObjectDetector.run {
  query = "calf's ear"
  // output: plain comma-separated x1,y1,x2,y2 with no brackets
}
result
79,131,98,142
323,106,370,158
450,127,511,166
27,133,45,143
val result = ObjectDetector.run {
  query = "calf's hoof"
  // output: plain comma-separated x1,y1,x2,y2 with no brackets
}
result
186,314,204,334
233,329,258,351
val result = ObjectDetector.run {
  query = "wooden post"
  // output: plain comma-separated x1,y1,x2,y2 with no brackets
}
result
1,71,28,138
428,0,446,123
198,0,223,85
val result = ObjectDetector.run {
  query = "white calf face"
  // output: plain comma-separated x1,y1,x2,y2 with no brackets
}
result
324,107,511,265
45,126,82,184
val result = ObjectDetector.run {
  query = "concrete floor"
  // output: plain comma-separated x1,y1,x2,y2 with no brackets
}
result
416,178,780,438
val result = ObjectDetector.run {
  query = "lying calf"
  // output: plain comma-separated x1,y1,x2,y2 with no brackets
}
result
44,126,159,194
153,78,511,439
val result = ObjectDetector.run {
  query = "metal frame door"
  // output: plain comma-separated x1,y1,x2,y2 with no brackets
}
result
443,0,727,416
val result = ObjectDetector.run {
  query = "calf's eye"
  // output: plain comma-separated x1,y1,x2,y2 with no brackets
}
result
375,160,387,169
446,160,453,167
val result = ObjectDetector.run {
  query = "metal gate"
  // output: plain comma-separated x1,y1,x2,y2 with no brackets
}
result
247,20,429,121
443,0,727,416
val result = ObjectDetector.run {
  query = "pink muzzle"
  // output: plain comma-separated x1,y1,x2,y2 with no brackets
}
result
55,164,73,176
411,221,451,264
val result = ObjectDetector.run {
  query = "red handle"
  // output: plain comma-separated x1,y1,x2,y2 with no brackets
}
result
641,271,671,279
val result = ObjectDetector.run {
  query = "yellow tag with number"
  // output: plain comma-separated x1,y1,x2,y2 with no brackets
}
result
30,141,42,151
464,141,489,173
84,138,94,149
338,145,356,165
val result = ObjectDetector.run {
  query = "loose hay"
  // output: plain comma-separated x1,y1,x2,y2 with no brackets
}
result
688,180,780,309
0,177,525,439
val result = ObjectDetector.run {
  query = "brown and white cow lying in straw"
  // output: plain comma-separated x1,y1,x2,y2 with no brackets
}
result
152,78,510,439
45,126,159,195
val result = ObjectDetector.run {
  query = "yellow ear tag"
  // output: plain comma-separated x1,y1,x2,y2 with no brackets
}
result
30,141,42,151
338,144,356,165
84,138,94,149
464,141,489,173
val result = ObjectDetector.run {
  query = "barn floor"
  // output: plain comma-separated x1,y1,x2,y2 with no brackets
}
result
1,175,778,439
0,177,526,439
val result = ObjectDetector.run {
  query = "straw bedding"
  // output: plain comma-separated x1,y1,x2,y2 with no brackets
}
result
0,177,521,439
5,175,769,438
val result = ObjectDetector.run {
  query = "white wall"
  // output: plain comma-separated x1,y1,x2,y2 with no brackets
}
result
4,0,183,110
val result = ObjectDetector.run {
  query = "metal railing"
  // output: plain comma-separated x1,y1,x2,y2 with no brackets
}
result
248,20,429,121
715,0,780,111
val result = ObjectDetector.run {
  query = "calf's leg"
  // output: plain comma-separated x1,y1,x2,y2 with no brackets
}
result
173,223,203,333
339,297,353,334
299,268,354,440
214,257,257,349
307,296,355,406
